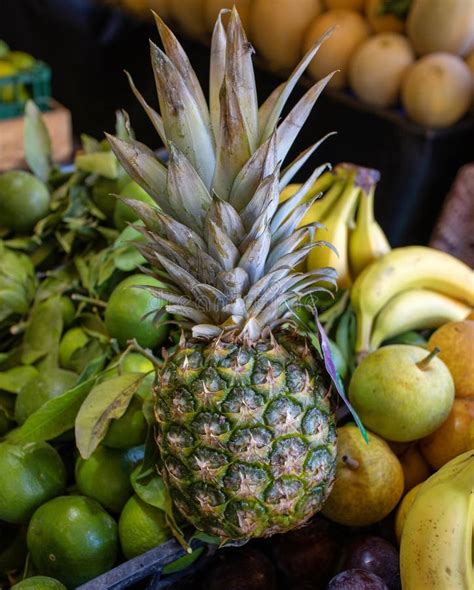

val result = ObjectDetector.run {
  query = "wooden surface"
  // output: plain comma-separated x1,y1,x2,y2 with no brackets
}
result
0,99,72,171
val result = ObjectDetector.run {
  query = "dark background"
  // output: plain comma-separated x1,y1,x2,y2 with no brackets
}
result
2,0,474,246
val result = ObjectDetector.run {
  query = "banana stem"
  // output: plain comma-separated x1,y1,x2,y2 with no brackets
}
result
342,455,359,470
416,347,440,370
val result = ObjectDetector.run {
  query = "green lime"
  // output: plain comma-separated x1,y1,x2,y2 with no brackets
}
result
114,181,157,231
0,442,66,524
58,327,89,371
0,523,27,573
27,495,118,588
0,171,50,233
75,445,143,513
91,177,119,218
103,396,148,449
105,274,169,349
0,392,15,436
59,297,75,328
118,495,170,560
8,51,35,71
15,369,78,425
11,576,66,590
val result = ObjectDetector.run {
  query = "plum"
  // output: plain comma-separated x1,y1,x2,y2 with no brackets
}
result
342,535,400,590
327,569,389,589
205,549,276,590
271,517,340,588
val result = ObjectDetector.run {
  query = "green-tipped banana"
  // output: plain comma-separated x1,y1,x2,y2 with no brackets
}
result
352,246,474,353
400,450,474,590
370,289,471,350
349,184,390,278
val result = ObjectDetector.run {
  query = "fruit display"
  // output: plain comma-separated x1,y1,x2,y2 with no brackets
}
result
0,42,37,106
103,0,474,128
0,6,473,590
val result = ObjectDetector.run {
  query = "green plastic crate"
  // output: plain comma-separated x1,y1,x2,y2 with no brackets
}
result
0,61,51,119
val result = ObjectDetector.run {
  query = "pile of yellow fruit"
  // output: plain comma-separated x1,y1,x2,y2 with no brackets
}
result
112,0,474,129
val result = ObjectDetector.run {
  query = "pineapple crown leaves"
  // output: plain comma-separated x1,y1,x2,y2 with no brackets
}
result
107,8,337,342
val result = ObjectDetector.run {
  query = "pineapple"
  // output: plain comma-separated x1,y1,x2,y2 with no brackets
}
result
108,9,338,541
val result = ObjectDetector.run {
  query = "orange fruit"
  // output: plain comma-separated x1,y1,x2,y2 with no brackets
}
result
428,320,474,398
27,495,118,588
398,445,431,492
75,445,143,513
118,495,170,559
0,171,50,233
105,274,169,349
0,442,66,524
419,398,474,469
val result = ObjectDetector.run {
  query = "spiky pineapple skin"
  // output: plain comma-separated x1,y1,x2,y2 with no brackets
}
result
155,334,337,541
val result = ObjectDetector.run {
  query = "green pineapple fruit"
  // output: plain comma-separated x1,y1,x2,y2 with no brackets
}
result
108,9,338,542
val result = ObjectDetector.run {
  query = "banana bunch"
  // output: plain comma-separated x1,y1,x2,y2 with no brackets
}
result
285,163,391,289
351,246,474,353
400,450,474,590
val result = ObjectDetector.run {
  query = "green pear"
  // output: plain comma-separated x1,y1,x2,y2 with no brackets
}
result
349,345,454,442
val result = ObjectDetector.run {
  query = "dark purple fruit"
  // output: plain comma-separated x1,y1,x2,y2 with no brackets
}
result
327,569,389,589
342,536,400,590
271,518,340,588
206,549,276,590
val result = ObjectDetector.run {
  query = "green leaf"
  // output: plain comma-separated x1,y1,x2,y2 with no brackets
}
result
6,377,96,444
190,531,220,545
24,100,52,182
162,547,205,575
77,353,109,384
335,307,354,366
21,296,63,366
75,152,118,179
75,373,144,459
0,366,38,394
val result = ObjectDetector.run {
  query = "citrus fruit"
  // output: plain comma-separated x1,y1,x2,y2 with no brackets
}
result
395,483,422,544
0,171,50,233
9,51,36,71
0,523,27,573
118,495,170,560
11,576,66,590
105,274,169,349
0,60,16,101
322,423,404,526
114,181,157,231
419,398,474,469
398,445,431,492
0,442,66,524
91,177,119,218
0,392,15,436
15,369,78,425
59,297,75,328
102,396,148,449
27,495,118,588
75,445,143,513
58,327,89,370
427,320,474,398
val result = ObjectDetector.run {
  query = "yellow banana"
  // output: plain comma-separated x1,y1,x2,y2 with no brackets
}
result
349,185,391,278
307,179,360,289
370,289,471,350
351,246,474,353
400,450,474,590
